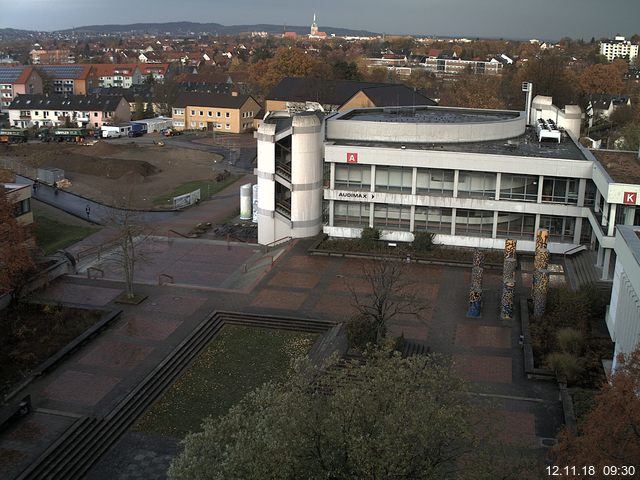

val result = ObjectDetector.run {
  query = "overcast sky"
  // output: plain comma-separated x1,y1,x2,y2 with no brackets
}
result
2,0,639,41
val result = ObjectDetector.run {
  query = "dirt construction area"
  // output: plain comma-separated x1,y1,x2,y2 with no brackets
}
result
0,140,225,209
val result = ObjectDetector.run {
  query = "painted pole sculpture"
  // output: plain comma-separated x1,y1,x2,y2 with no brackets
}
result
467,249,485,317
501,239,517,320
532,229,550,317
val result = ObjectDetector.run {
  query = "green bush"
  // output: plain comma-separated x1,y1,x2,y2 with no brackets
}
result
412,231,436,253
556,327,584,356
347,314,377,351
360,227,381,249
546,352,584,385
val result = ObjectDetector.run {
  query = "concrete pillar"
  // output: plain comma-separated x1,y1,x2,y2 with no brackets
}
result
453,170,459,198
601,200,608,227
492,211,498,238
608,203,617,236
411,167,417,195
495,172,501,200
577,178,586,207
369,202,374,227
450,208,457,236
329,200,334,226
595,190,601,213
537,175,544,203
330,162,335,189
370,165,376,193
602,248,612,281
596,244,604,267
532,269,549,317
573,217,583,244
534,214,541,237
409,205,415,232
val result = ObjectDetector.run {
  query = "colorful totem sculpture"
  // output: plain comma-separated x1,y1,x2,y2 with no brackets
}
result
467,249,485,317
501,239,517,320
532,229,550,317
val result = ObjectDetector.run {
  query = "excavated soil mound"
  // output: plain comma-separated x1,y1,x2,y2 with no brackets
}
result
9,142,160,179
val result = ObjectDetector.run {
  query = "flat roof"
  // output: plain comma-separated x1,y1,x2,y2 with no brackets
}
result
337,106,519,124
330,127,587,161
590,150,640,184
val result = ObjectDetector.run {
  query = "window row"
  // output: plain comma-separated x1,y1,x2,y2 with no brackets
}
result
190,110,231,118
333,165,579,204
332,201,576,242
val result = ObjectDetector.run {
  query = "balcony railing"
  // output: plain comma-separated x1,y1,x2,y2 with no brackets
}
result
275,199,291,219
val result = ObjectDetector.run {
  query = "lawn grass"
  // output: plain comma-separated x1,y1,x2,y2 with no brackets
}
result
33,211,99,255
134,325,316,439
0,304,103,396
152,175,241,207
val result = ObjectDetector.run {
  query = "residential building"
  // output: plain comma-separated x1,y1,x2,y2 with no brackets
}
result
7,94,131,129
0,66,43,111
140,64,170,83
2,183,33,229
256,102,640,288
422,53,504,76
600,35,639,63
587,94,632,127
172,92,261,133
36,65,97,95
30,49,74,64
92,64,143,88
607,224,640,369
265,77,436,114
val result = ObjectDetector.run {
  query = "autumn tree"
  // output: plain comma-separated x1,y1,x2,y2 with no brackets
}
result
439,72,507,109
515,54,580,107
0,191,36,320
551,346,640,475
579,59,627,95
169,348,534,480
249,47,327,95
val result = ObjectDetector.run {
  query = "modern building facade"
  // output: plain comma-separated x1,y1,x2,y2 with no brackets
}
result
607,225,640,368
600,36,639,63
257,103,640,282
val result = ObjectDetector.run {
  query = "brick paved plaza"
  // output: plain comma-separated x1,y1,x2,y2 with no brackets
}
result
0,192,563,479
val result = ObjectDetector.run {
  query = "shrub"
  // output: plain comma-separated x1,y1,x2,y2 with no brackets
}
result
412,231,436,253
547,352,584,385
556,327,584,356
347,314,377,351
360,227,380,248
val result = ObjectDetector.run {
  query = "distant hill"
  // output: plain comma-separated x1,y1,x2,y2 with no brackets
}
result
60,21,379,37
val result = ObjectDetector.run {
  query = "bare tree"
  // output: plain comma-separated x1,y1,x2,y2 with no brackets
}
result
349,259,426,342
101,193,155,300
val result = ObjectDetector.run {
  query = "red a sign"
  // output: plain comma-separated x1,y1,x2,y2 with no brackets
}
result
346,152,358,164
623,191,637,205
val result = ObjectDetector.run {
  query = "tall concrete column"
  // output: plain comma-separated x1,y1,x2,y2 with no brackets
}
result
450,208,457,236
577,178,586,207
573,217,583,245
537,175,544,203
453,170,459,198
624,206,636,225
602,248,612,281
495,172,501,200
370,165,376,193
492,211,498,238
411,167,417,195
608,203,617,236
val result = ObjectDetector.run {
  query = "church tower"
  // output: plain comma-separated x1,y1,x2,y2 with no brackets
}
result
310,13,318,36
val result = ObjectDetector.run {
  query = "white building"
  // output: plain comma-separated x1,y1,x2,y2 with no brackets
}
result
607,225,640,368
257,103,640,282
600,35,639,63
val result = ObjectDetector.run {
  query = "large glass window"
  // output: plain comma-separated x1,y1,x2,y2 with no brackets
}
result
375,166,412,193
539,215,576,243
414,206,452,233
373,203,411,231
455,209,494,237
496,212,535,239
542,177,578,204
416,168,454,196
333,201,370,227
500,174,538,202
457,171,496,198
335,164,371,190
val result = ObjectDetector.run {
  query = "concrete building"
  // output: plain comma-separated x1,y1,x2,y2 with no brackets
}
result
607,225,640,368
7,94,131,129
0,66,43,111
172,92,260,133
600,35,639,63
530,95,582,138
92,64,143,89
256,103,640,283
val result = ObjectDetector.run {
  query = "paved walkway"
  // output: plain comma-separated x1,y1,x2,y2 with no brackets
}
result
0,209,563,479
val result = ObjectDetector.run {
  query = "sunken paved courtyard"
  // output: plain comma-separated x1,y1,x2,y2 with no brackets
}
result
0,237,562,479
